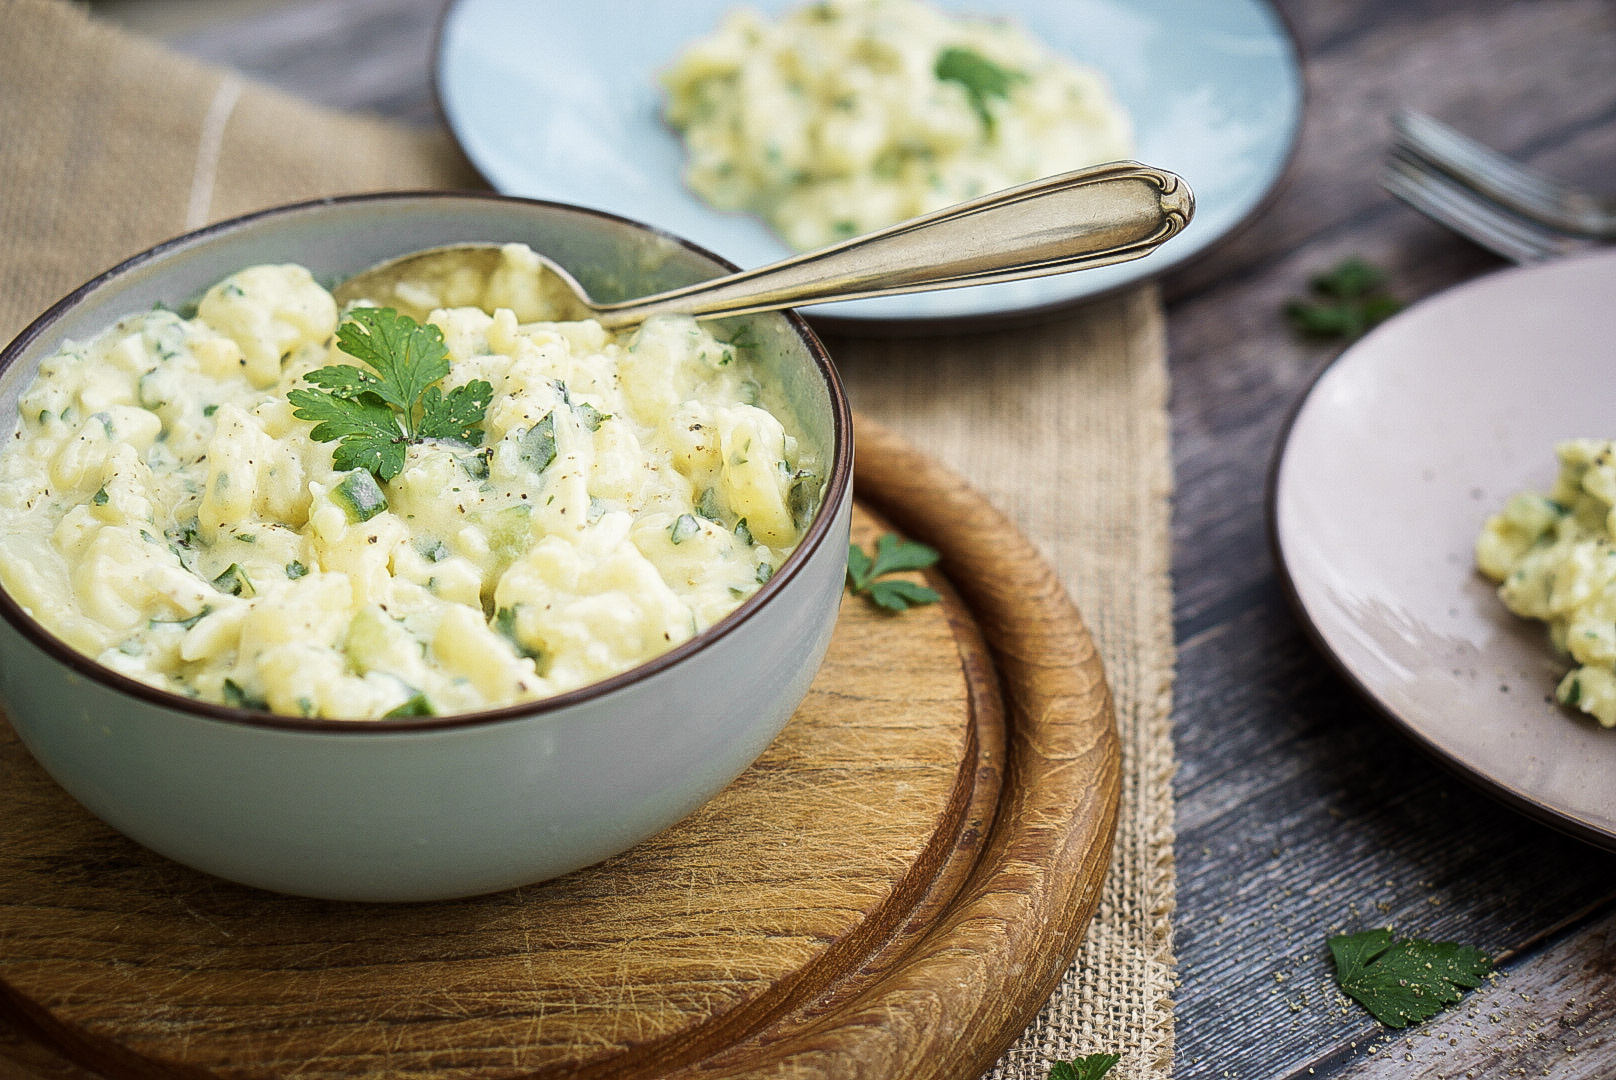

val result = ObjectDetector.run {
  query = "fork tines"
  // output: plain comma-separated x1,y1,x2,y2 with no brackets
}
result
1381,144,1597,265
1390,110,1616,242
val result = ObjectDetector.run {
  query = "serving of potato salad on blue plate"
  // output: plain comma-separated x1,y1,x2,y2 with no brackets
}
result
662,0,1133,250
0,245,819,720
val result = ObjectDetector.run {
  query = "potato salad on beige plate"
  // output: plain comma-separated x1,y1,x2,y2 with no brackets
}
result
1477,438,1616,729
0,244,819,720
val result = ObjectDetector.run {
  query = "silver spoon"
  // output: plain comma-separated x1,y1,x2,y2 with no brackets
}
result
334,161,1192,328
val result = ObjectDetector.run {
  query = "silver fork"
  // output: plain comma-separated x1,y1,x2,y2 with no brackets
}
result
1381,145,1599,265
1391,110,1616,241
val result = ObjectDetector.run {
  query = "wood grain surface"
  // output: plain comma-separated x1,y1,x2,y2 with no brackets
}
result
1163,4,1616,1078
0,418,1119,1080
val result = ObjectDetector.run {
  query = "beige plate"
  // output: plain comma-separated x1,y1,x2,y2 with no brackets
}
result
1272,250,1616,849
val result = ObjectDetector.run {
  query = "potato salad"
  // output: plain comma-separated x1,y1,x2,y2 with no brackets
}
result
662,0,1133,250
0,245,818,719
1476,439,1616,728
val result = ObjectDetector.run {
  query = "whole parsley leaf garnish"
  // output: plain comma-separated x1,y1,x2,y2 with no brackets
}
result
847,533,941,612
1048,1054,1120,1080
1329,929,1491,1028
935,46,1023,132
1284,257,1404,342
289,307,493,482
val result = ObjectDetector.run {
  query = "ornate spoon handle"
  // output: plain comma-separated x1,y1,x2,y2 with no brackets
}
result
595,161,1193,328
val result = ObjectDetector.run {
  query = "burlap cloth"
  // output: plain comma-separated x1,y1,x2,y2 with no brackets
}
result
0,1,1177,1076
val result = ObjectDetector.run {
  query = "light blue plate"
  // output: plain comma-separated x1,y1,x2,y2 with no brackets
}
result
437,0,1301,326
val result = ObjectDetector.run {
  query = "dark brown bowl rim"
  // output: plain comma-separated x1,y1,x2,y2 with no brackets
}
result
0,190,853,735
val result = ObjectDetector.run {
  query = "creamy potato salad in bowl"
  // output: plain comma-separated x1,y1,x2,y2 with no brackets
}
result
0,193,852,901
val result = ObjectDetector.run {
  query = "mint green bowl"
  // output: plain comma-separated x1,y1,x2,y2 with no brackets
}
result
0,193,852,902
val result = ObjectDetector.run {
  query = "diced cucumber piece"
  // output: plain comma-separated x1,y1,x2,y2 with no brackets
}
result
344,605,406,674
333,469,388,522
473,503,534,566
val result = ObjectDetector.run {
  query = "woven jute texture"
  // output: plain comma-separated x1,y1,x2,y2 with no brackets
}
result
0,1,1177,1076
828,305,1178,1078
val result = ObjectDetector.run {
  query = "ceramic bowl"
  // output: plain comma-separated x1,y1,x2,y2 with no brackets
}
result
0,193,853,902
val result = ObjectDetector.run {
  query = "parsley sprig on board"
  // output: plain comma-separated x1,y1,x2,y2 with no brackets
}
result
846,533,941,612
289,307,493,482
1283,257,1404,342
935,46,1024,132
1328,929,1491,1028
1048,1053,1121,1080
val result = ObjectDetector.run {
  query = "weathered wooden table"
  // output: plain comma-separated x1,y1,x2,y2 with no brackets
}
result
76,1,1616,1077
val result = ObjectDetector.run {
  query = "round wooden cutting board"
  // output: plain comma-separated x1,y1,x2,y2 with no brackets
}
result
0,418,1120,1080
